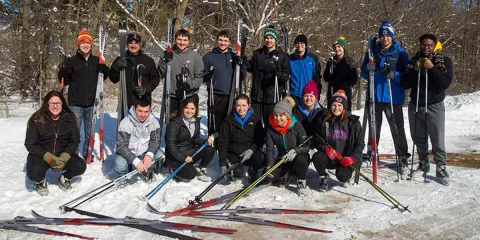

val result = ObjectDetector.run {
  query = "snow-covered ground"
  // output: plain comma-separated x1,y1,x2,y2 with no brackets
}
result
1,92,480,239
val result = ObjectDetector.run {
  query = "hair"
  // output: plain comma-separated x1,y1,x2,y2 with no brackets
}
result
419,34,437,44
27,91,74,132
134,98,151,109
175,29,191,40
234,94,250,105
323,107,348,122
217,30,231,40
175,97,199,118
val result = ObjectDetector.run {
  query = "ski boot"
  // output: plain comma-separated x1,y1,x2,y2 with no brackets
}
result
398,156,409,175
58,175,72,191
319,174,330,192
196,167,211,182
34,178,48,196
435,165,450,186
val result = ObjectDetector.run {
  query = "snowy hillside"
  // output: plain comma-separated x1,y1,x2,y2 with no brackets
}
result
0,92,479,239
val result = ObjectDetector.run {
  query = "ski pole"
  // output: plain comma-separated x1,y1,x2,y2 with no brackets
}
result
408,68,422,179
222,136,312,209
424,67,429,183
181,63,189,100
144,133,218,201
314,132,410,212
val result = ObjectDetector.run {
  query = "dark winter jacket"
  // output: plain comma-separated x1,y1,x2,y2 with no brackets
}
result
58,51,110,106
203,47,246,95
360,40,409,104
24,112,80,159
218,111,265,165
292,102,327,148
313,114,365,164
165,115,205,163
402,54,453,106
158,46,204,99
265,119,309,167
247,46,290,103
110,50,160,107
324,55,358,95
289,49,322,98
116,106,161,165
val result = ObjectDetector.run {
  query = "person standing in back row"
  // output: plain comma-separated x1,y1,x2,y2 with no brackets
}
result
289,34,322,103
58,28,109,159
110,32,160,108
158,29,204,117
324,36,358,112
402,34,453,186
246,26,290,127
360,20,410,174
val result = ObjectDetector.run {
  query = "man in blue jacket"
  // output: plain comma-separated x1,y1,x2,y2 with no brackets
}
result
289,34,322,103
360,20,410,173
203,30,245,135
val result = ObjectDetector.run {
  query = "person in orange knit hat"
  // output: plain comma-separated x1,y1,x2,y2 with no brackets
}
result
58,28,109,160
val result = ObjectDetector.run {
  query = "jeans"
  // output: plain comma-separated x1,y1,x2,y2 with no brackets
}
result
70,105,94,157
114,151,164,177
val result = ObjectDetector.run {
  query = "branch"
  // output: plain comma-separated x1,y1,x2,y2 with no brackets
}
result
114,0,165,50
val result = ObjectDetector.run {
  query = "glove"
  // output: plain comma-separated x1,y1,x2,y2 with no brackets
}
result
133,86,149,96
204,69,214,81
58,152,71,163
381,63,394,79
284,149,297,162
239,149,253,163
340,156,355,167
97,63,109,74
366,62,376,72
233,55,244,66
325,146,340,161
111,57,127,71
182,82,191,91
162,49,173,63
43,152,65,170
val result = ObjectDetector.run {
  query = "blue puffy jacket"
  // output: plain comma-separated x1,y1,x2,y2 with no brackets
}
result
360,40,409,104
289,49,322,98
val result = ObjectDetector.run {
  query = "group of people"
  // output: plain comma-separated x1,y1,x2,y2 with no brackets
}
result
24,19,453,197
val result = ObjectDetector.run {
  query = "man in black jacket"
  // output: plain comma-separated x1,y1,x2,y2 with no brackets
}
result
247,26,290,127
203,30,246,135
110,32,160,108
58,28,109,158
403,34,453,186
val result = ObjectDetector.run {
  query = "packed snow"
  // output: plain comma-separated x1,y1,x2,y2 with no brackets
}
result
0,92,479,239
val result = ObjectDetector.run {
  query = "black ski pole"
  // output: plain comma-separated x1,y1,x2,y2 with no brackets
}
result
408,68,422,180
424,68,430,183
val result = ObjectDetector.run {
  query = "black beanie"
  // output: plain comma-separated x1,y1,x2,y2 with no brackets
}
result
294,34,308,46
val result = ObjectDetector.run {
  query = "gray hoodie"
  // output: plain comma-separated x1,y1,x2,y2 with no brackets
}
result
116,106,161,166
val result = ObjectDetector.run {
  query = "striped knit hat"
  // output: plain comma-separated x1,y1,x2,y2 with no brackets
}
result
329,89,348,109
77,28,93,47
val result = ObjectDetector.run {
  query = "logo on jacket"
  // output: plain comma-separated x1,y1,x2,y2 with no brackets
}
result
248,122,253,125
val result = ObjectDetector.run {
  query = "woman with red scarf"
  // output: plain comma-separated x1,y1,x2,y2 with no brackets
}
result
265,96,310,196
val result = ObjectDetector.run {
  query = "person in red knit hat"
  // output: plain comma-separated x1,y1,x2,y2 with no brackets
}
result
58,28,109,160
311,89,365,191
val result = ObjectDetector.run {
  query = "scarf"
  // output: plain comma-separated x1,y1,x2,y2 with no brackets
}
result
233,109,253,128
269,115,291,135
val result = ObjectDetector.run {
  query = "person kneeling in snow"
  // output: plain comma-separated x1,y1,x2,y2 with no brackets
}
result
25,91,86,196
266,96,310,196
165,98,215,182
115,98,162,180
311,90,365,191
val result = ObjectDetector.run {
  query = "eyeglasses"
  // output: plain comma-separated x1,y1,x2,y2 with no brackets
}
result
48,102,62,106
420,43,435,48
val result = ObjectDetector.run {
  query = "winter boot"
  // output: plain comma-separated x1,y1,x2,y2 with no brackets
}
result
58,175,72,191
398,156,409,175
297,179,308,197
248,167,258,184
435,165,450,186
319,174,330,192
34,178,48,196
196,167,211,182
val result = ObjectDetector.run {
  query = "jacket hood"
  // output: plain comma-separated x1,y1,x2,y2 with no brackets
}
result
211,47,233,54
127,106,155,126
